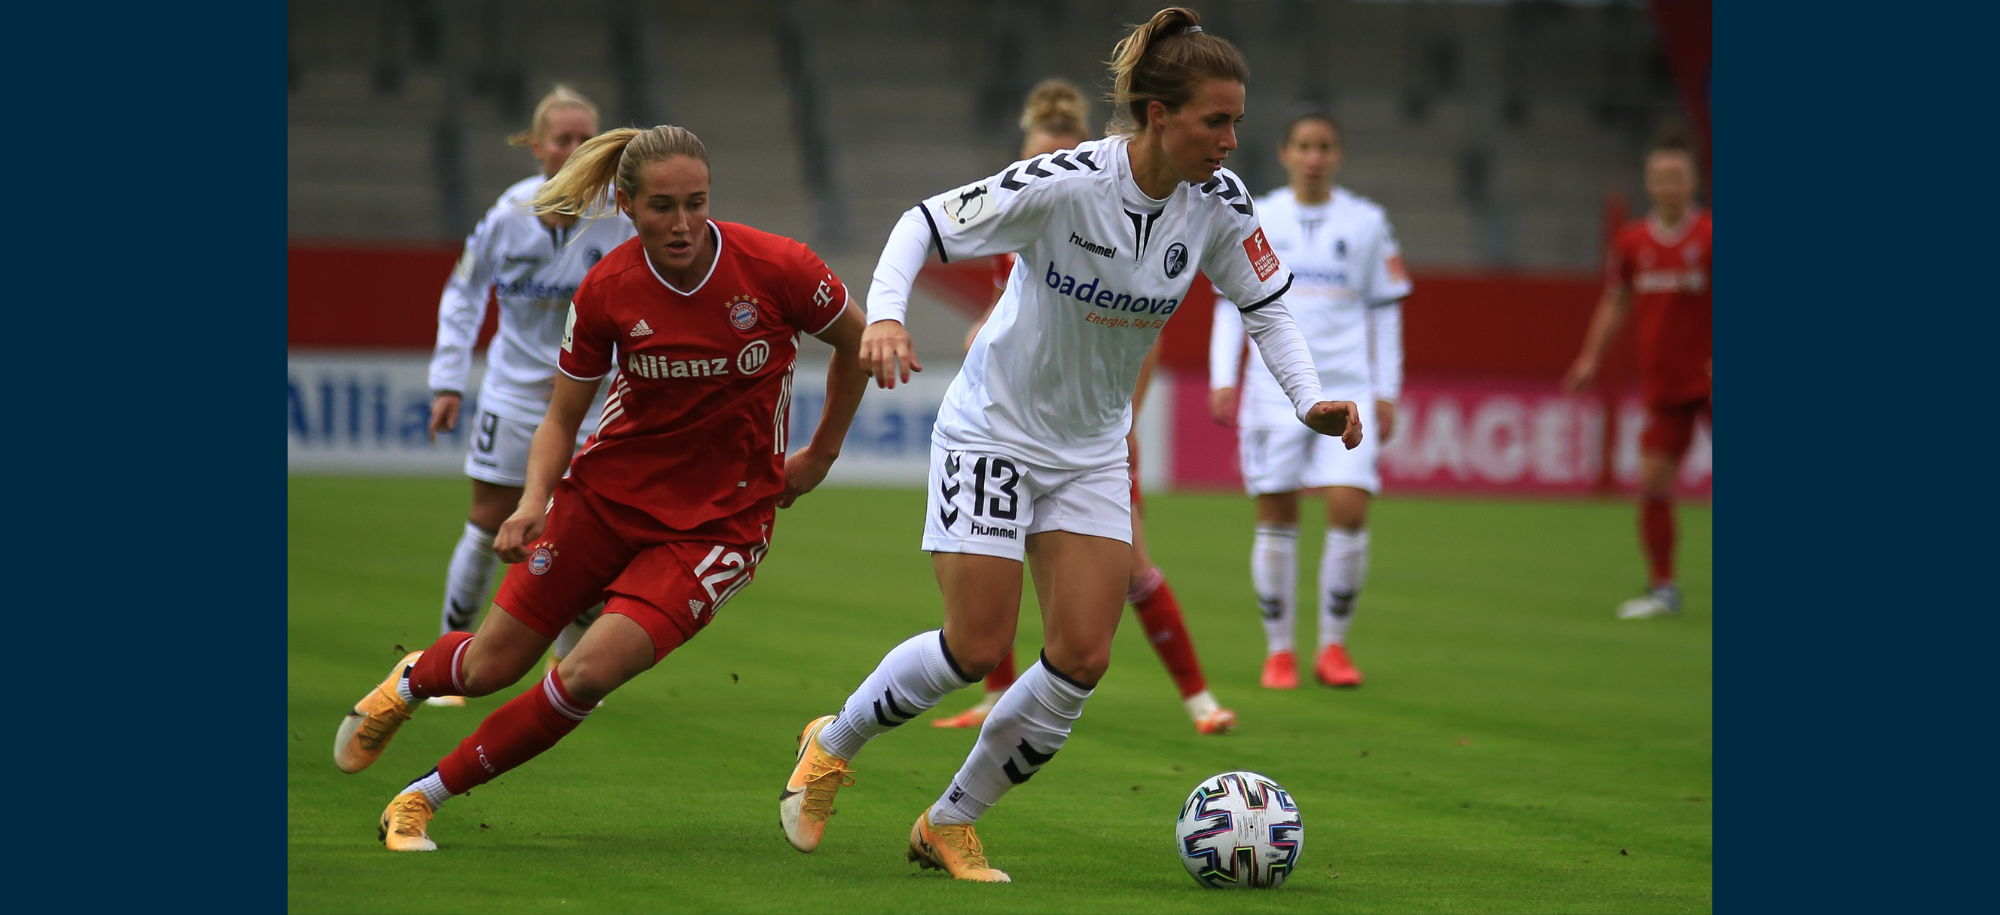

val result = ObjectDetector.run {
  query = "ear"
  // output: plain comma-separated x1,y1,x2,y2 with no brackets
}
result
1147,99,1169,131
614,187,633,218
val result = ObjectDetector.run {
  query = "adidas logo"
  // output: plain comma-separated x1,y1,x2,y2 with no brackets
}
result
629,319,654,338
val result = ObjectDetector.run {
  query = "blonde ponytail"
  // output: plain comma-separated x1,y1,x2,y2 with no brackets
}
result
532,125,709,217
1105,7,1249,135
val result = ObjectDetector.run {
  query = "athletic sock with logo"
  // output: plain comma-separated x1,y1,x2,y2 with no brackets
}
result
435,667,593,795
1252,524,1299,655
1129,568,1207,698
1640,497,1676,588
818,630,976,760
440,521,499,635
1317,527,1370,649
930,653,1092,826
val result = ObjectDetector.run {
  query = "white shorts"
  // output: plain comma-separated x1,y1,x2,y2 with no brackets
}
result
1238,400,1380,496
921,442,1132,561
462,410,595,487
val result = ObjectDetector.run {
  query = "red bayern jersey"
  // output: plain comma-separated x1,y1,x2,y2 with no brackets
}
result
559,220,849,536
1606,210,1712,406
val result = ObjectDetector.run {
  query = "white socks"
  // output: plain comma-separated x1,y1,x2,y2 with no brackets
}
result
441,521,499,635
1184,689,1220,722
1252,524,1299,654
407,769,452,808
930,654,1092,826
818,630,975,760
1318,528,1370,649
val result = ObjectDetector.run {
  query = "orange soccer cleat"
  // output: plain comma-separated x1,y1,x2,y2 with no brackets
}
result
909,810,1011,882
1314,644,1364,688
334,651,423,774
780,715,856,853
931,692,1001,729
378,791,438,852
1260,650,1298,690
1194,706,1238,735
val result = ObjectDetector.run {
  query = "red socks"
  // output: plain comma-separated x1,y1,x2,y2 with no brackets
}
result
436,667,593,795
406,631,476,700
984,651,1018,692
1129,569,1207,699
1640,497,1677,587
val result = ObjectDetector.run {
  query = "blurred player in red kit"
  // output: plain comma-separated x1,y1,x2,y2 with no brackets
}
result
330,124,871,851
933,78,1236,736
1565,130,1711,619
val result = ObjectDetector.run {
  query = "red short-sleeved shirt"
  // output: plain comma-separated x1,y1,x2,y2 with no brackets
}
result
1606,211,1713,406
558,220,849,539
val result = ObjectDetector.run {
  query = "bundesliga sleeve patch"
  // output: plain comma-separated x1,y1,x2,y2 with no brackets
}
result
1243,229,1282,282
1386,253,1408,285
562,303,577,353
932,178,999,231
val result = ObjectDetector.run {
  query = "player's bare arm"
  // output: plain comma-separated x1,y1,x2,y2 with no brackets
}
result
860,318,922,389
1208,386,1238,427
1565,287,1631,392
427,391,462,441
1304,400,1364,450
1375,399,1397,441
781,303,870,508
494,373,599,561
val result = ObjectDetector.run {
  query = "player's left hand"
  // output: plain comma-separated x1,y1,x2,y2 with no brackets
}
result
1304,400,1364,450
778,445,836,508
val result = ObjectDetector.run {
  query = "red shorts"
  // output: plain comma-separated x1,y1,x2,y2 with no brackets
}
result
1640,396,1713,459
492,477,770,661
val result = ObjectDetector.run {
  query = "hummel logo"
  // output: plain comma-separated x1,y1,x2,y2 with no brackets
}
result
629,319,654,337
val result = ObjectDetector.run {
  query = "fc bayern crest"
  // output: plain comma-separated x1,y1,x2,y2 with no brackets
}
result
727,296,760,332
1164,242,1190,279
530,547,554,575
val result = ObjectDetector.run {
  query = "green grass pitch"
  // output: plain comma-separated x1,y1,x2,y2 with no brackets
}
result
288,479,1710,913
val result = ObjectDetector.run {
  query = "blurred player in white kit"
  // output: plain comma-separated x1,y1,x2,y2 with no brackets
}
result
422,85,635,705
1209,108,1409,690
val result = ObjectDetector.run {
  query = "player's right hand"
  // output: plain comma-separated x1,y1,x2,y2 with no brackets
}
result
1209,387,1238,428
1304,400,1364,450
493,501,549,564
428,392,462,442
860,319,923,389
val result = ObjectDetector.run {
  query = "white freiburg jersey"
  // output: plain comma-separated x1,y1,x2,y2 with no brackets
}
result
428,175,637,425
1212,186,1410,426
876,135,1304,470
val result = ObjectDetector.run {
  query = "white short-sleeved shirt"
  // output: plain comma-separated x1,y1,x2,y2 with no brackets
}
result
428,175,637,425
1225,186,1408,425
921,135,1294,470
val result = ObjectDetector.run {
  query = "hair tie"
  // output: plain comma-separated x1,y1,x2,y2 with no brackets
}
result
1184,25,1203,34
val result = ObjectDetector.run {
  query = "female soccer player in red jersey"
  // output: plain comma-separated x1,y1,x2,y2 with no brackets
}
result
331,124,871,852
1565,131,1712,619
421,86,631,708
780,8,1359,881
933,78,1237,736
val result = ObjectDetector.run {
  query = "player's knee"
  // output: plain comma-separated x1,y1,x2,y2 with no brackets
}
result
1044,645,1110,689
951,639,1012,681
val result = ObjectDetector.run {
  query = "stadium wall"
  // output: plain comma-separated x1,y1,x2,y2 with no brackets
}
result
286,245,1706,498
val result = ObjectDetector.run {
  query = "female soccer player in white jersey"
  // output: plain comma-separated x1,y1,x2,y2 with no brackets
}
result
423,86,636,706
779,8,1359,882
1208,109,1411,690
934,77,1237,736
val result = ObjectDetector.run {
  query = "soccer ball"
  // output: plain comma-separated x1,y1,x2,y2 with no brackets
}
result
1174,770,1303,889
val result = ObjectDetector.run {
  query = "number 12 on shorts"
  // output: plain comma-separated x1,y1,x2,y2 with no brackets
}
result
690,541,766,615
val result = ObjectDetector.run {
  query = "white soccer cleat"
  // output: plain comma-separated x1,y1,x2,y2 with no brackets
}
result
1617,586,1682,620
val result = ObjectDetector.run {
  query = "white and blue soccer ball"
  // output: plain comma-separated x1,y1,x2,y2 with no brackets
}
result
1174,770,1303,889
